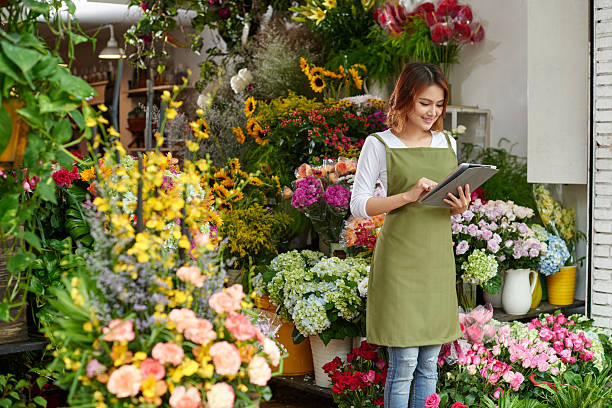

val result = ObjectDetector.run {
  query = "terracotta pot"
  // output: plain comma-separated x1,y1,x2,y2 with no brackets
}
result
0,101,28,170
274,322,314,376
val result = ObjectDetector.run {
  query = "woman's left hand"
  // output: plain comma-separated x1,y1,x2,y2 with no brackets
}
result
444,184,471,216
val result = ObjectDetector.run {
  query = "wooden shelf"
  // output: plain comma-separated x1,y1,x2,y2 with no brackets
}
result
493,300,585,323
0,337,48,356
126,84,175,95
270,375,333,400
127,147,177,153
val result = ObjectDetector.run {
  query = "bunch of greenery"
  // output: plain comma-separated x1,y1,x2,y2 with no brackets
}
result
461,140,538,210
538,367,612,408
0,371,48,408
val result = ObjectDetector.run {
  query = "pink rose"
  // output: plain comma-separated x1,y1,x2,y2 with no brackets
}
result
168,308,198,333
209,292,241,315
184,318,217,345
537,360,550,372
483,324,496,340
510,372,524,391
498,325,511,337
248,355,272,386
152,342,185,366
102,319,136,342
225,313,257,341
503,371,515,383
469,305,493,325
209,341,241,376
107,365,142,398
206,382,235,408
424,392,441,408
466,325,484,343
169,386,201,408
466,364,477,375
550,366,560,375
262,338,281,366
140,358,165,381
493,387,504,400
177,265,206,288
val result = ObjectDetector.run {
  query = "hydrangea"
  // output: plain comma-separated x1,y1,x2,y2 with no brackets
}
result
538,235,570,276
292,295,330,336
461,249,498,285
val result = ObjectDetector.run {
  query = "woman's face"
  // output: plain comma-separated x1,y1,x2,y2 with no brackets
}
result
407,84,445,131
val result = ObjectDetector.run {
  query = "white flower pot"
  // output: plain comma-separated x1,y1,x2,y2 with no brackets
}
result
483,270,505,309
309,336,352,388
502,269,537,315
352,336,367,350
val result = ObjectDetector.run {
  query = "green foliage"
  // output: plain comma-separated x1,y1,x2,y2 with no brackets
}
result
462,140,538,210
479,392,549,408
0,371,47,408
538,366,612,408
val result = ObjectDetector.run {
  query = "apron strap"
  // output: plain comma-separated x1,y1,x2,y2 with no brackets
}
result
373,133,388,150
443,132,453,150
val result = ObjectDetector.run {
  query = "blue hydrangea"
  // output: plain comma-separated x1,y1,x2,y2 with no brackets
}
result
538,235,569,276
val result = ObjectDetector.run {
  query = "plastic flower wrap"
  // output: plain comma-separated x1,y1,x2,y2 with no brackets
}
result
341,214,386,253
255,250,369,345
461,249,498,286
537,234,570,276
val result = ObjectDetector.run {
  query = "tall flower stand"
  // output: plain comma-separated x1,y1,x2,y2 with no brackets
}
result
310,336,352,388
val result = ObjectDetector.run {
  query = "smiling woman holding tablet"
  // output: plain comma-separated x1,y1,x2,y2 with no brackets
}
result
350,62,471,408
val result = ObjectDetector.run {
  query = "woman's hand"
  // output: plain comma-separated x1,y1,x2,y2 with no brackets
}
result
402,177,438,203
444,185,471,216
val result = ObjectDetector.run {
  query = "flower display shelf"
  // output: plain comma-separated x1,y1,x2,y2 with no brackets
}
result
270,374,333,400
0,336,47,356
492,300,585,323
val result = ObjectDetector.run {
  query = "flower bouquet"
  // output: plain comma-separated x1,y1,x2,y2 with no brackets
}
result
323,341,387,407
340,214,386,256
289,159,357,247
253,250,369,345
451,199,547,296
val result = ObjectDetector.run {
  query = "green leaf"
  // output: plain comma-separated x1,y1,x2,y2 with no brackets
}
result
56,149,74,169
49,68,94,101
33,396,46,407
1,42,42,75
30,56,58,79
22,231,41,251
0,301,9,322
7,250,33,273
22,0,51,16
16,107,43,129
0,103,11,156
0,50,24,84
37,178,57,204
51,119,72,144
484,273,502,295
68,109,85,130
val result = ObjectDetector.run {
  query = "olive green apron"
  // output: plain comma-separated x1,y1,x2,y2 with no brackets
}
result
366,132,461,347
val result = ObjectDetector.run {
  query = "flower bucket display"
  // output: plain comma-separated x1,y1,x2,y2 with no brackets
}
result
310,335,352,388
274,322,314,376
547,265,577,306
456,282,477,311
0,101,28,170
502,268,537,315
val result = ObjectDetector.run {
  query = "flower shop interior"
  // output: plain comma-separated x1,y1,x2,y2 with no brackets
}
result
1,0,611,408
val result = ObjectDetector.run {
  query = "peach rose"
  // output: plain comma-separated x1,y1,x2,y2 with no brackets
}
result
102,319,136,342
282,186,293,200
311,166,326,177
328,172,339,184
209,292,241,315
140,358,165,381
248,355,271,386
107,364,142,398
168,308,198,333
151,342,184,366
206,382,235,408
183,318,217,345
262,338,281,367
225,313,256,341
176,265,206,288
335,161,349,175
296,163,312,178
169,386,201,408
209,341,241,376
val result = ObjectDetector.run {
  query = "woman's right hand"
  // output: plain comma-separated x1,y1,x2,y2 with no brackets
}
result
402,177,438,203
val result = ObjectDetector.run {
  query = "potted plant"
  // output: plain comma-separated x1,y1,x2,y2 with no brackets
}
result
127,105,147,133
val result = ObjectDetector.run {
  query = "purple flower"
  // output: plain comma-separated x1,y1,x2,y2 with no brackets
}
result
481,229,493,240
456,240,469,255
451,222,462,233
323,184,351,210
487,239,500,253
518,223,529,235
467,224,479,237
86,359,106,378
492,233,502,243
218,6,231,19
505,240,513,248
291,177,323,210
463,210,474,222
529,248,539,257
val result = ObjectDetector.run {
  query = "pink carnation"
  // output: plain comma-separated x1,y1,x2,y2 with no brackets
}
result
168,308,198,333
248,355,272,386
102,319,136,342
184,318,217,345
107,365,142,398
262,338,281,366
152,342,184,366
209,341,241,376
209,286,243,315
169,386,201,408
225,313,257,341
176,265,206,287
140,358,165,381
226,284,246,303
206,382,235,408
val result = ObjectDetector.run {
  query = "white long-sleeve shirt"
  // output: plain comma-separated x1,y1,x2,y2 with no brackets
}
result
350,129,457,218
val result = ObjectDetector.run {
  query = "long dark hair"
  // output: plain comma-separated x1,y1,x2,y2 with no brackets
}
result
386,62,449,132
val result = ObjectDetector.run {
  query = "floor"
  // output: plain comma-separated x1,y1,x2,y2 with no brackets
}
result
262,384,335,408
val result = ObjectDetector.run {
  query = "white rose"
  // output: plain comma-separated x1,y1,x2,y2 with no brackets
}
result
237,68,253,84
196,94,209,109
456,125,467,134
357,276,368,297
230,75,247,94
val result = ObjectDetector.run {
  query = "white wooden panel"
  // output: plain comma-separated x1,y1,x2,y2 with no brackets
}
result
527,0,588,184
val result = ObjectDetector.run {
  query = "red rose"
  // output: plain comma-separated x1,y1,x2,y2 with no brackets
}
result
451,402,469,408
374,396,385,405
431,22,453,44
470,22,485,43
345,373,362,390
435,0,458,17
454,20,471,42
323,357,342,374
218,7,231,19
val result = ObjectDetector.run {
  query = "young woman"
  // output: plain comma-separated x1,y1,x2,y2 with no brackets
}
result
350,62,471,408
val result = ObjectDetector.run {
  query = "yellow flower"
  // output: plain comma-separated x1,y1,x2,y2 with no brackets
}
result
248,177,263,186
81,167,96,182
97,116,108,125
244,97,257,117
83,321,93,332
86,117,97,128
310,75,326,93
166,108,177,120
196,108,205,116
232,127,246,144
221,177,235,188
348,67,363,90
246,119,263,137
323,0,336,9
310,66,325,77
229,158,241,172
170,100,183,109
108,126,120,137
307,7,326,25
185,140,200,152
161,90,171,102
98,104,108,112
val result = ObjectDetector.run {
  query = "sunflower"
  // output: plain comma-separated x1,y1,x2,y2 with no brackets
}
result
244,97,257,117
352,63,367,73
310,66,325,77
348,67,363,90
212,183,231,198
214,169,227,179
310,75,326,93
232,127,246,144
323,69,343,79
218,202,233,212
299,57,311,78
221,177,235,188
229,158,241,172
246,119,263,138
232,191,244,202
258,163,272,175
249,177,263,186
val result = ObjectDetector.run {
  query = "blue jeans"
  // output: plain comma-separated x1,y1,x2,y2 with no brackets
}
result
384,345,441,408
